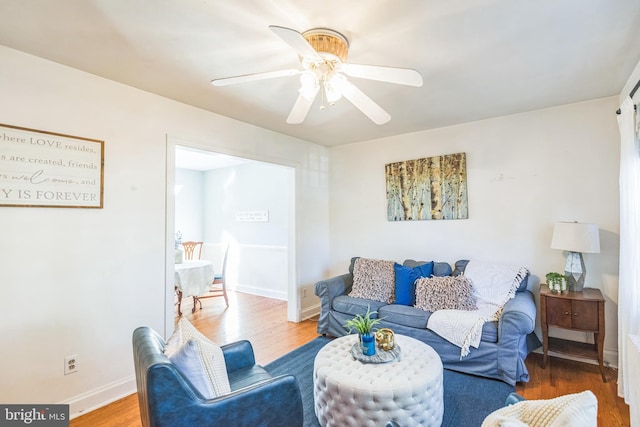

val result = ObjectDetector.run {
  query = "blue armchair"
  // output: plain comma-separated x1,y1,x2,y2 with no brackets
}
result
132,326,303,427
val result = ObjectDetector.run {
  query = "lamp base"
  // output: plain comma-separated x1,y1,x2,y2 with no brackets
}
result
564,251,586,292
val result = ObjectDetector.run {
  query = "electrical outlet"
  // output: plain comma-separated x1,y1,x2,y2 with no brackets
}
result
302,288,307,298
65,355,78,375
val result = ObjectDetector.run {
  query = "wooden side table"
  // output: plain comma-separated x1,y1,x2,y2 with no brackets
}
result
539,284,607,382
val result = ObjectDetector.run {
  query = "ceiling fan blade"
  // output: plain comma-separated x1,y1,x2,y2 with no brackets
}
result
211,69,299,86
269,25,323,62
286,87,319,124
341,63,423,87
340,79,391,125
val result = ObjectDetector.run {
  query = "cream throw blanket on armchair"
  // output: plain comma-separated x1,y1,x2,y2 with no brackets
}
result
427,260,528,357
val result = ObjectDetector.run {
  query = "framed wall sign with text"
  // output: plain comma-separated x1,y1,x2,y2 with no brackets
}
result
0,124,104,208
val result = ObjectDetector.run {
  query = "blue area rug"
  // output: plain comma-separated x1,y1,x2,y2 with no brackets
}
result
264,336,514,427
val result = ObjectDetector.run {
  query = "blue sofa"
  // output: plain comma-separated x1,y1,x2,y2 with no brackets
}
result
132,326,303,427
315,259,540,386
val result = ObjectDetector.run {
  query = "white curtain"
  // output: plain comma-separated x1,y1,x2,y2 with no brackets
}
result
617,96,640,400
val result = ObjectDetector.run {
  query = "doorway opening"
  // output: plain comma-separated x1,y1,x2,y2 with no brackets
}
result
165,140,298,336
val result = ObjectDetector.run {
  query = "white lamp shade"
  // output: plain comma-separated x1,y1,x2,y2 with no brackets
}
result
551,222,600,253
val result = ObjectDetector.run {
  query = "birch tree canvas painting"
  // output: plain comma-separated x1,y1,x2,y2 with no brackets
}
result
386,152,468,221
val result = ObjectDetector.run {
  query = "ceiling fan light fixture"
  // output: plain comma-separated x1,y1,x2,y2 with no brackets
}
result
324,71,346,104
299,70,319,100
323,82,341,105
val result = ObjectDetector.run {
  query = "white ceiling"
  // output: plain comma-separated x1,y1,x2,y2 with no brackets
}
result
1,0,639,147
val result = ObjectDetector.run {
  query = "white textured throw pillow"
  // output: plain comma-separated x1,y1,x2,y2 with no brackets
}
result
163,326,183,357
170,339,218,398
349,258,396,303
481,390,597,427
165,317,231,398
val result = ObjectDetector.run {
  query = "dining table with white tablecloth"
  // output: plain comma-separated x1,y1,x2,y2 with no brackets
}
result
174,260,215,315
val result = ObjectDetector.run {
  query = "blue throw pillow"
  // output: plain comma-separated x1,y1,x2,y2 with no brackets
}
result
394,262,434,305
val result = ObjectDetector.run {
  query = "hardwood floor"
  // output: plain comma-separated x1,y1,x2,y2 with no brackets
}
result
71,291,630,426
516,353,630,426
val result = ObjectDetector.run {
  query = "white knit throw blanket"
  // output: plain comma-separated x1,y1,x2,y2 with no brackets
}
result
427,260,528,358
481,390,597,427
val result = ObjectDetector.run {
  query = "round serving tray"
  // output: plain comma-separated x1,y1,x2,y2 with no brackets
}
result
350,343,401,364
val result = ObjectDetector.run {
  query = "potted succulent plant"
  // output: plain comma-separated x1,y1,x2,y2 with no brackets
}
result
545,272,566,293
344,306,383,356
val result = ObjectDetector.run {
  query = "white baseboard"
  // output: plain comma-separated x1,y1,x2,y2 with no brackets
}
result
605,349,619,369
64,376,136,420
301,302,320,321
231,284,287,301
231,286,318,322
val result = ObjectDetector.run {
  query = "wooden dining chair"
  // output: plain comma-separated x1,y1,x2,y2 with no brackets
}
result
181,241,203,260
193,244,230,310
175,241,203,315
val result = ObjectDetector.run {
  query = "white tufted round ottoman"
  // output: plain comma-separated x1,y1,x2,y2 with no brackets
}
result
313,334,443,427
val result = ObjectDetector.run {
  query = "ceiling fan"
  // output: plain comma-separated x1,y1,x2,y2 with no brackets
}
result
211,26,423,125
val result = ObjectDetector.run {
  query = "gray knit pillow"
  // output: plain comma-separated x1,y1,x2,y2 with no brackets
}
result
349,258,395,303
414,275,477,312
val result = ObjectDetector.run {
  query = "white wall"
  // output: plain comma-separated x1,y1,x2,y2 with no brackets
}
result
0,46,329,416
176,159,295,302
204,162,289,246
202,162,290,299
175,168,204,241
329,97,621,365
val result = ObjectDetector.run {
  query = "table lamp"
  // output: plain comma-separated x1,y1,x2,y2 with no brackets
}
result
550,221,600,292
